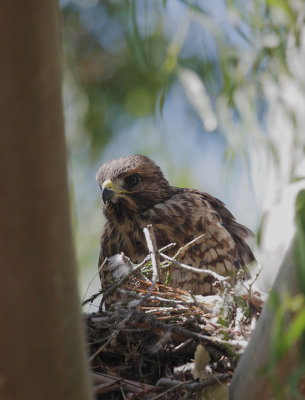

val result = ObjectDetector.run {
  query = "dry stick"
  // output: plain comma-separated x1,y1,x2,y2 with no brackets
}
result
82,292,102,307
157,373,230,392
175,233,205,257
131,225,162,307
158,242,177,253
119,382,126,400
241,264,263,307
94,382,120,395
159,252,230,283
141,295,213,316
172,338,194,353
150,381,191,400
92,372,158,395
143,225,161,281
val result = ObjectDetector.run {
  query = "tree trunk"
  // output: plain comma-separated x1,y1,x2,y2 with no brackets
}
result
0,1,93,399
229,241,303,400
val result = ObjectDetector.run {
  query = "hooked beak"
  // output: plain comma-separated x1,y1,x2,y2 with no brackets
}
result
102,179,115,203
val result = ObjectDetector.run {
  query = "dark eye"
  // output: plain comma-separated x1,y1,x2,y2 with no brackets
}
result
125,174,140,187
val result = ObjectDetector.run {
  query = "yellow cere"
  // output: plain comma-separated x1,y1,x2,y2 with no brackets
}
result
102,179,114,191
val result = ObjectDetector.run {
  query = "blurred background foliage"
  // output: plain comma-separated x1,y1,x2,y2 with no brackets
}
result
59,0,305,302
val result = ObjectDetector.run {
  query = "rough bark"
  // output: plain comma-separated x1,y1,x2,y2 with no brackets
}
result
0,1,93,399
229,241,303,400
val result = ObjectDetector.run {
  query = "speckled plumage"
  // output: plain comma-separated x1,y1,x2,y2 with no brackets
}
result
96,155,255,306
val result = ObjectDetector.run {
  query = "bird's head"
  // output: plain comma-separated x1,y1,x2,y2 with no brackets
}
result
96,155,176,218
96,155,174,220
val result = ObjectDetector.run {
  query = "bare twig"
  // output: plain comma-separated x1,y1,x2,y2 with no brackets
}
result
92,372,159,395
94,381,119,394
159,242,177,253
143,225,161,281
247,264,263,299
159,252,230,283
82,290,102,306
129,226,162,307
172,338,194,353
176,233,205,257
240,264,264,309
156,373,230,392
150,380,190,400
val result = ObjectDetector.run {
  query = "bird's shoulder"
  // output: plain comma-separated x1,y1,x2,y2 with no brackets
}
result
143,187,223,221
170,188,253,237
139,188,225,245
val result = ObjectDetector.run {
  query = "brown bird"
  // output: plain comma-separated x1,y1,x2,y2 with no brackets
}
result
96,155,254,305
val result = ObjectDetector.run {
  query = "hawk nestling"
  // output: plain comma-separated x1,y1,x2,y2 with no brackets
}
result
97,155,254,305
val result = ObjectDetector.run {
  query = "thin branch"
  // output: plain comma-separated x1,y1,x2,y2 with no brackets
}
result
159,242,177,253
156,373,230,392
150,381,190,400
159,252,230,283
129,226,161,307
82,290,102,307
92,372,158,395
143,224,161,281
176,233,205,257
240,263,264,308
94,382,119,395
172,338,194,353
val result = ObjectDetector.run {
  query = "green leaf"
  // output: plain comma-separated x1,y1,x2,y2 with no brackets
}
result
255,211,268,248
284,308,305,350
295,190,305,294
193,344,210,379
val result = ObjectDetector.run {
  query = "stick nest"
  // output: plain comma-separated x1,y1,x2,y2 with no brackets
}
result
84,226,264,399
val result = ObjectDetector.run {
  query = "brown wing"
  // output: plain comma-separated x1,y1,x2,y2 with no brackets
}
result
201,191,255,266
140,188,254,294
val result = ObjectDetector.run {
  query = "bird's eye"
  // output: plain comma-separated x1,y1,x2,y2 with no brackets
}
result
125,174,140,187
